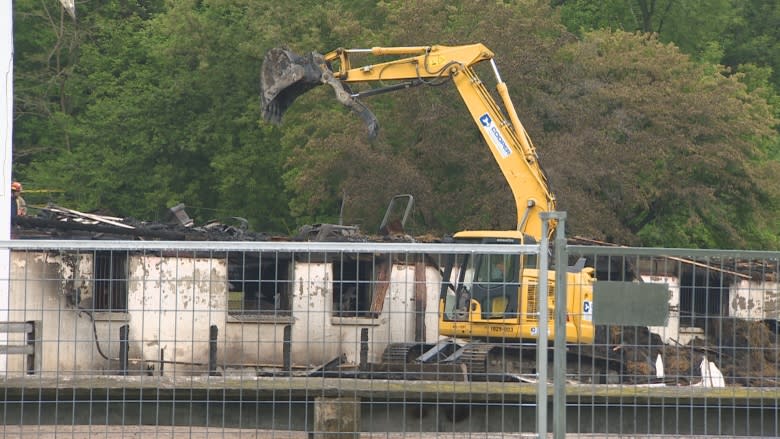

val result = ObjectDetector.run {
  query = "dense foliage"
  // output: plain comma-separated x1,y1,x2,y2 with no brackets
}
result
12,0,779,248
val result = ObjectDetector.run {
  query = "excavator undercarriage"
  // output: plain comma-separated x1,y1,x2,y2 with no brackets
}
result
299,339,631,385
374,340,626,384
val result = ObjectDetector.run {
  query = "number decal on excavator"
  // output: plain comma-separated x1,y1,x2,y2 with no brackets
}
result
479,113,512,158
489,325,513,334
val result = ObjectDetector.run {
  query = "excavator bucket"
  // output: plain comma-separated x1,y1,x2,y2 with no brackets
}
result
261,48,325,124
260,47,379,138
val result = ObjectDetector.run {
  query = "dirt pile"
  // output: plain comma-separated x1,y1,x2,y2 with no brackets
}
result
706,318,780,386
605,319,780,386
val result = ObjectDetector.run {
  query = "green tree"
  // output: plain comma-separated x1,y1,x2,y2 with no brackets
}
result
556,0,779,94
721,0,780,93
558,0,736,59
543,30,778,248
280,2,779,248
13,0,779,248
12,0,84,165
16,0,296,231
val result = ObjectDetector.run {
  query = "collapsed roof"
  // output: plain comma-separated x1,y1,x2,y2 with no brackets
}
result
10,203,419,243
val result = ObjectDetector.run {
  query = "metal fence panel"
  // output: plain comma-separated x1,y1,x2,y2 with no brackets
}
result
0,240,778,437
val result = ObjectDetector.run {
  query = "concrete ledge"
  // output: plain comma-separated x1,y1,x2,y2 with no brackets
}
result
0,426,766,439
2,376,779,406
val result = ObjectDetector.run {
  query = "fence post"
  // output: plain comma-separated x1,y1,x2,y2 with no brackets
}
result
119,324,129,375
209,325,218,376
283,324,292,372
536,214,552,439
551,212,568,439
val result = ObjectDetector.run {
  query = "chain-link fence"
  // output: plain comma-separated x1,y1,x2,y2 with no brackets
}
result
1,238,778,437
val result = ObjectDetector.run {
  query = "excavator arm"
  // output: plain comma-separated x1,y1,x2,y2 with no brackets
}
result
261,44,556,239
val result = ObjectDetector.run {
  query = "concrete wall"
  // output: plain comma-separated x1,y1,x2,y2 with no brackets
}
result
8,251,442,376
643,275,682,345
7,251,230,376
729,279,780,320
8,251,99,376
224,262,442,369
641,274,780,345
285,262,441,367
125,255,229,375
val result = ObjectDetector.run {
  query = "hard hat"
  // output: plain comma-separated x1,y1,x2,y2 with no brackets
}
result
11,181,22,192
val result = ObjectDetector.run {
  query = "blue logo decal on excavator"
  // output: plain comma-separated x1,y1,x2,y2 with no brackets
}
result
479,113,511,158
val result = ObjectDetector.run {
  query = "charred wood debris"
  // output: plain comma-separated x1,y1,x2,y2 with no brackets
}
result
10,203,423,243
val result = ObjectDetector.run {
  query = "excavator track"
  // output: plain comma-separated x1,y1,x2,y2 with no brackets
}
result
382,342,428,364
452,342,495,375
379,341,628,383
376,341,467,380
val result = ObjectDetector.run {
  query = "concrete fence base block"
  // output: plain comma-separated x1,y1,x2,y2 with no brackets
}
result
313,396,361,439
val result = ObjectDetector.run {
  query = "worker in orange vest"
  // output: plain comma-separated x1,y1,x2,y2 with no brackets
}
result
11,181,26,216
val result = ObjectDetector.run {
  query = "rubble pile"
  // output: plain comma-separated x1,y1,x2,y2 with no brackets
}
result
707,318,780,387
13,203,428,243
605,321,780,386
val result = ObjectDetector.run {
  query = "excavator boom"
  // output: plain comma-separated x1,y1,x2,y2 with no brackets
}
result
262,45,490,120
260,44,555,238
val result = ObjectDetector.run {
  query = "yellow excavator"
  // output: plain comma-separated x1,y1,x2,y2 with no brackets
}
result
261,44,598,379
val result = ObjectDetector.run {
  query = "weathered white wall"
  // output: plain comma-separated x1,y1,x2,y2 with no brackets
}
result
8,251,97,376
8,251,229,376
309,263,441,366
729,279,780,321
10,251,444,375
643,275,682,345
290,262,442,367
126,255,228,376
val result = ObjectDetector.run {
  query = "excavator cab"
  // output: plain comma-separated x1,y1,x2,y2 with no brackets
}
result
471,253,521,319
440,235,526,323
438,233,595,344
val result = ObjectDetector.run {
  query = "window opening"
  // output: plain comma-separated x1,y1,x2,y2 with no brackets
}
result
333,254,376,318
680,269,725,328
228,252,292,316
472,254,519,319
94,251,128,311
